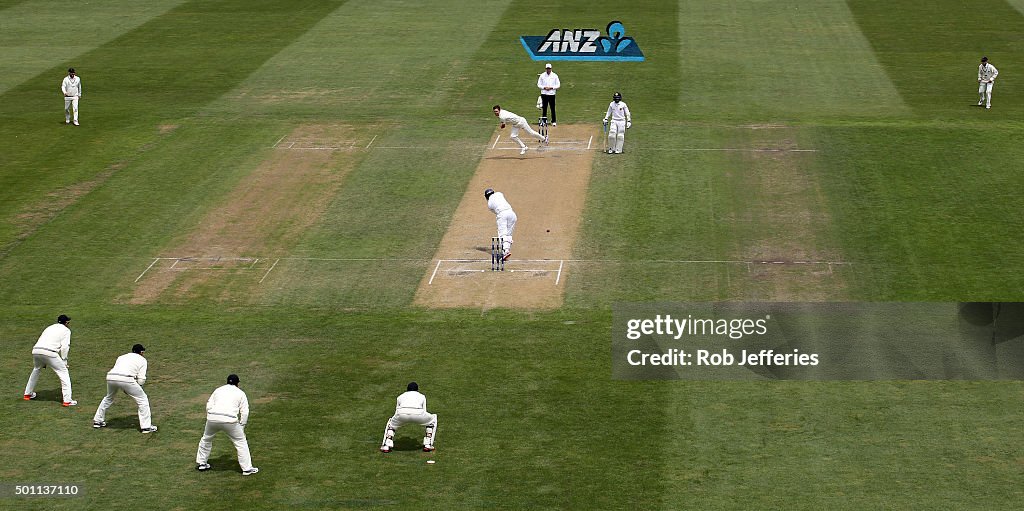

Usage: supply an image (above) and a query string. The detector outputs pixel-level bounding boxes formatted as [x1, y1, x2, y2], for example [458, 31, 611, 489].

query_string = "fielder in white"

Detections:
[196, 374, 259, 476]
[603, 91, 632, 154]
[484, 188, 516, 261]
[977, 56, 998, 109]
[380, 382, 437, 453]
[61, 68, 82, 125]
[23, 314, 76, 406]
[93, 344, 157, 433]
[493, 104, 548, 155]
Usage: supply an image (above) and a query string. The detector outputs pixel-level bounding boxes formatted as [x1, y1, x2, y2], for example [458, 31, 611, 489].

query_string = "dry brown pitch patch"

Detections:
[414, 124, 598, 309]
[729, 131, 847, 301]
[129, 124, 361, 303]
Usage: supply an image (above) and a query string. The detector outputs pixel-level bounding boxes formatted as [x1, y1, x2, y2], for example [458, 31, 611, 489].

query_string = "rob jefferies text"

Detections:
[612, 302, 1024, 381]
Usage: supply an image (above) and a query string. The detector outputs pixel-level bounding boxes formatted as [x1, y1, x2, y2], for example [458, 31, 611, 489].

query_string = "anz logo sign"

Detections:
[520, 21, 645, 62]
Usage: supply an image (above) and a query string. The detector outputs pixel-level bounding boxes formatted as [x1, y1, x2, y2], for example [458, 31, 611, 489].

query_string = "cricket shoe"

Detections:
[552, 122, 557, 126]
[141, 426, 158, 433]
[73, 121, 79, 126]
[196, 463, 211, 471]
[23, 392, 36, 400]
[93, 421, 107, 428]
[242, 467, 260, 476]
[986, 106, 991, 109]
[520, 147, 528, 155]
[65, 120, 71, 125]
[63, 400, 78, 407]
[607, 149, 614, 154]
[543, 134, 549, 145]
[423, 446, 435, 452]
[502, 252, 512, 262]
[380, 446, 392, 453]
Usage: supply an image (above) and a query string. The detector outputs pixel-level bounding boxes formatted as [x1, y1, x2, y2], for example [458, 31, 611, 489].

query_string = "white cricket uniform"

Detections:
[498, 108, 545, 149]
[93, 353, 153, 429]
[603, 100, 632, 154]
[488, 191, 517, 255]
[24, 323, 73, 402]
[381, 390, 438, 450]
[61, 75, 82, 123]
[196, 384, 255, 471]
[978, 63, 998, 108]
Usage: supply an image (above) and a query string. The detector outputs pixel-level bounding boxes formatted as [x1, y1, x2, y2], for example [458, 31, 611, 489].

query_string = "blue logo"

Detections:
[520, 20, 645, 62]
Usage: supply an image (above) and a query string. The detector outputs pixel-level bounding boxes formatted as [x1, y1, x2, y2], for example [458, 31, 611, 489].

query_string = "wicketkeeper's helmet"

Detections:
[484, 188, 495, 199]
[613, 92, 622, 102]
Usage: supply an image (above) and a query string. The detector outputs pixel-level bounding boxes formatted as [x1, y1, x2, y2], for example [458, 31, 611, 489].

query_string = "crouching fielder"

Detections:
[494, 104, 548, 155]
[92, 344, 156, 433]
[603, 92, 631, 154]
[196, 374, 259, 475]
[484, 188, 516, 260]
[381, 382, 438, 453]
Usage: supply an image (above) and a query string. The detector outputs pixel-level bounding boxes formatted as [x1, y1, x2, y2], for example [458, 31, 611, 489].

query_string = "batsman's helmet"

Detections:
[408, 382, 419, 391]
[227, 374, 240, 385]
[484, 188, 495, 199]
[613, 92, 622, 102]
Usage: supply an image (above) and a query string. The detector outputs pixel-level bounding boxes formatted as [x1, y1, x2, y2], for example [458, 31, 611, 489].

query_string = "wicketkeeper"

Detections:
[603, 92, 632, 154]
[380, 382, 438, 453]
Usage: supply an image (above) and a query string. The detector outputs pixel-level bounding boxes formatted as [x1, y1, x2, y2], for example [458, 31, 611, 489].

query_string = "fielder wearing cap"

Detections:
[61, 68, 82, 125]
[484, 188, 517, 261]
[24, 314, 76, 406]
[537, 63, 560, 126]
[195, 374, 259, 475]
[977, 56, 998, 109]
[493, 104, 548, 155]
[380, 382, 439, 453]
[93, 344, 157, 432]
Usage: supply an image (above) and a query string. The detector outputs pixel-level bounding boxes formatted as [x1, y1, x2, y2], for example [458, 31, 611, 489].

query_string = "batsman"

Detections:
[602, 92, 632, 154]
[484, 188, 516, 262]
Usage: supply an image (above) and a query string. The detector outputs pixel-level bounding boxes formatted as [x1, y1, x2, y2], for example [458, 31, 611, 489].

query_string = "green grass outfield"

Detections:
[1, 0, 1023, 509]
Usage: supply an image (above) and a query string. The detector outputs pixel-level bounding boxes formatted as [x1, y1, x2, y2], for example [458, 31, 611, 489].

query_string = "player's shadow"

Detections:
[102, 415, 144, 430]
[391, 436, 424, 452]
[24, 389, 62, 402]
[474, 246, 491, 254]
[200, 454, 244, 473]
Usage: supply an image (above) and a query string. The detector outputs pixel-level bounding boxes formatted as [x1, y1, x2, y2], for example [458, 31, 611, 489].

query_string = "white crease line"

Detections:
[134, 258, 160, 283]
[259, 258, 280, 284]
[365, 134, 378, 149]
[271, 134, 286, 148]
[250, 258, 260, 269]
[428, 260, 442, 285]
[645, 148, 818, 152]
[555, 259, 564, 285]
[492, 133, 501, 149]
[587, 135, 593, 150]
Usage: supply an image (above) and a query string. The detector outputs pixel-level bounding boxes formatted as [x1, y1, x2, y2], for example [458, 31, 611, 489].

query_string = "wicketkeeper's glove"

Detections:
[626, 121, 631, 129]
